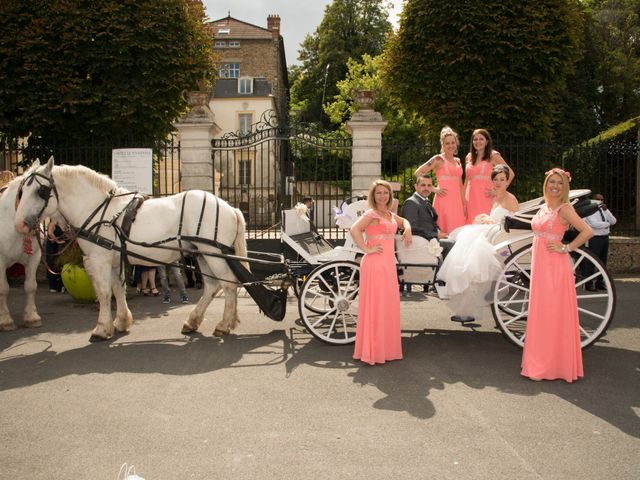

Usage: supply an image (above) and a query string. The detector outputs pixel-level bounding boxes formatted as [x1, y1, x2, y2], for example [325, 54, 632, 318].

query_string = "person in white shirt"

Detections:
[583, 193, 617, 291]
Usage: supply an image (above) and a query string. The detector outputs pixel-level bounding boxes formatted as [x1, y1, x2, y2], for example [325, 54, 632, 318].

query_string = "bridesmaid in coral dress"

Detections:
[414, 126, 466, 234]
[521, 168, 593, 382]
[350, 180, 412, 365]
[464, 129, 514, 224]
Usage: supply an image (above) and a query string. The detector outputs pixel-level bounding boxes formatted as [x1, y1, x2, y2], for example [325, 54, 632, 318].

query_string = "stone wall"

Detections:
[608, 236, 640, 273]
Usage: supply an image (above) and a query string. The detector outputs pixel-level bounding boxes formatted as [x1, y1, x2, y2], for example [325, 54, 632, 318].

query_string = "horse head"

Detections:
[15, 156, 58, 235]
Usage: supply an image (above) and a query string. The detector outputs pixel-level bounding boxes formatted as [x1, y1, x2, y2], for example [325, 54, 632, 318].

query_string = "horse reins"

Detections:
[18, 169, 286, 287]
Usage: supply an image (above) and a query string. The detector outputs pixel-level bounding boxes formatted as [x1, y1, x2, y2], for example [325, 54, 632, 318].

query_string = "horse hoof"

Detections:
[0, 323, 17, 332]
[213, 328, 230, 337]
[23, 319, 42, 329]
[181, 323, 198, 334]
[89, 334, 109, 343]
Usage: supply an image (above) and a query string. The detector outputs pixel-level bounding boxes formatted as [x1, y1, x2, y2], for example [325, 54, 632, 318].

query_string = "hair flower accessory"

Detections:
[545, 167, 571, 182]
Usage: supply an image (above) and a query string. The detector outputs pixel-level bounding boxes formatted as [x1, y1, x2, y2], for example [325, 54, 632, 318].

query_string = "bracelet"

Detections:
[561, 245, 567, 254]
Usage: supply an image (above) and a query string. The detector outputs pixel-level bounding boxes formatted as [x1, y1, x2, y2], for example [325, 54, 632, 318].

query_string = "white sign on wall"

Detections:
[111, 148, 153, 194]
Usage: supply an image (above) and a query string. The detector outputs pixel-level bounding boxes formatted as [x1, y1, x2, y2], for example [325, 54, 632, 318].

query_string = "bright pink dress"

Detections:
[353, 210, 402, 365]
[521, 204, 583, 382]
[433, 158, 466, 234]
[465, 158, 494, 224]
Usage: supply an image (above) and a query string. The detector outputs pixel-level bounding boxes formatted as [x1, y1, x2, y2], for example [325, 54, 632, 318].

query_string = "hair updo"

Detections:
[491, 164, 510, 181]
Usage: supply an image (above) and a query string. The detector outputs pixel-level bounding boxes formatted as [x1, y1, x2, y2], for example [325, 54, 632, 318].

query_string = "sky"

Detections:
[202, 1, 403, 66]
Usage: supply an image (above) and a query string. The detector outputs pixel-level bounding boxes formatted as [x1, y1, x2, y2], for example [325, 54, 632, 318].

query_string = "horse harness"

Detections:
[17, 170, 241, 284]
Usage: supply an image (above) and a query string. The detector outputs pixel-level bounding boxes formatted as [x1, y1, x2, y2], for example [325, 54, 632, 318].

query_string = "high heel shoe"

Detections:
[151, 288, 160, 296]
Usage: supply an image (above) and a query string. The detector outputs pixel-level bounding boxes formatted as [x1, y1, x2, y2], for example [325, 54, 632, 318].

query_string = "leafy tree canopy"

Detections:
[382, 0, 583, 140]
[324, 53, 425, 143]
[0, 0, 215, 144]
[290, 0, 392, 127]
[587, 0, 640, 127]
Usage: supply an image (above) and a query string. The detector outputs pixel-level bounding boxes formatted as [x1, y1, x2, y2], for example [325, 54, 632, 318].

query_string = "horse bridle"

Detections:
[16, 171, 59, 221]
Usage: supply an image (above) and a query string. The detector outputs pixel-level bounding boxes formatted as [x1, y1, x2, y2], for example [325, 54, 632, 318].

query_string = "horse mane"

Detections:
[53, 164, 130, 195]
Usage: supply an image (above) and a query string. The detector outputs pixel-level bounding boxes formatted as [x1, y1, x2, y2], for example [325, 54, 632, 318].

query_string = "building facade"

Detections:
[207, 14, 289, 226]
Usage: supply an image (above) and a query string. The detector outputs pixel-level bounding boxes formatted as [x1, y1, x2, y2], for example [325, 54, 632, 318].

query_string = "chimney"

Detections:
[267, 14, 280, 39]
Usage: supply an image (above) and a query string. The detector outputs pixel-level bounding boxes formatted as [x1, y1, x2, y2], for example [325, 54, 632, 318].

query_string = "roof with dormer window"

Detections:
[208, 16, 274, 40]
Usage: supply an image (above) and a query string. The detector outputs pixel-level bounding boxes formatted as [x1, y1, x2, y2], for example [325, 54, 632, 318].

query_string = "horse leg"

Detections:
[111, 267, 132, 333]
[22, 252, 42, 328]
[0, 260, 16, 331]
[83, 256, 115, 342]
[181, 278, 221, 334]
[213, 281, 240, 337]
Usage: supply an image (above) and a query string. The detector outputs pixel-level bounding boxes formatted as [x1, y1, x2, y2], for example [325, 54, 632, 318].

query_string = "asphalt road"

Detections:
[1, 276, 638, 479]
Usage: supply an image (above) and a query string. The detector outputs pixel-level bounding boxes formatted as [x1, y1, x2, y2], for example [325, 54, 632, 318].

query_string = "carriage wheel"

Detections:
[492, 245, 616, 349]
[298, 261, 360, 344]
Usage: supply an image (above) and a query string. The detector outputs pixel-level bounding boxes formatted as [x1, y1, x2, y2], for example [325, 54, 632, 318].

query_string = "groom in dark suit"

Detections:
[401, 175, 445, 242]
[403, 175, 470, 322]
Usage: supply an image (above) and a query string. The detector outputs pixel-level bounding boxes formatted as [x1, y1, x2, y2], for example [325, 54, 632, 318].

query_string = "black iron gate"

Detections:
[211, 110, 352, 238]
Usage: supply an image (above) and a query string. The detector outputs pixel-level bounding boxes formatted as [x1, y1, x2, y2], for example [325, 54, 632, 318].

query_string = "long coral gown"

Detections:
[521, 204, 583, 382]
[353, 210, 402, 365]
[433, 157, 466, 234]
[465, 158, 494, 224]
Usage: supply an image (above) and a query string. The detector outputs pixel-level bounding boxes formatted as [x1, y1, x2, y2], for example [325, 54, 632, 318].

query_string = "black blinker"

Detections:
[37, 184, 52, 200]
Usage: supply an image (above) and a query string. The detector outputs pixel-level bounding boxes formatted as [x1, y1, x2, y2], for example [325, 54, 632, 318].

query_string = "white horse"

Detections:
[0, 168, 42, 330]
[14, 158, 247, 342]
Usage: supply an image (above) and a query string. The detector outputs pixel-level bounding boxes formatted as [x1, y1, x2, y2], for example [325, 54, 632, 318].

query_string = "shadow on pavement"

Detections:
[285, 327, 640, 437]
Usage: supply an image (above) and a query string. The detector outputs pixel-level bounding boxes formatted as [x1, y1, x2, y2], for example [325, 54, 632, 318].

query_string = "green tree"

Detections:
[290, 0, 392, 127]
[0, 0, 215, 144]
[324, 53, 425, 143]
[382, 0, 583, 140]
[554, 6, 604, 141]
[587, 0, 640, 128]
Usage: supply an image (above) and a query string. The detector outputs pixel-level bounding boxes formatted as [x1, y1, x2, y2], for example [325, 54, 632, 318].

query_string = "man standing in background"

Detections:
[584, 193, 617, 291]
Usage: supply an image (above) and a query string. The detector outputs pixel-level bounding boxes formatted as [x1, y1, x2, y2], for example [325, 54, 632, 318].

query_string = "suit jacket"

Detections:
[402, 193, 440, 240]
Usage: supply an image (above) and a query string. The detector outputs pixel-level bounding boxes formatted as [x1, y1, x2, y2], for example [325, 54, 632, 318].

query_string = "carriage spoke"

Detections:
[577, 306, 606, 321]
[503, 281, 529, 294]
[575, 272, 601, 288]
[511, 263, 532, 280]
[501, 311, 527, 327]
[576, 292, 608, 299]
[340, 268, 358, 297]
[311, 308, 337, 329]
[318, 274, 337, 297]
[572, 255, 585, 272]
[497, 298, 529, 305]
[324, 309, 340, 338]
[345, 286, 360, 301]
[579, 324, 591, 338]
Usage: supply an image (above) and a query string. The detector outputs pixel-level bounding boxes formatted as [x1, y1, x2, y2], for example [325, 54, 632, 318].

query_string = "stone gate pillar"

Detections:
[173, 91, 216, 192]
[345, 90, 387, 197]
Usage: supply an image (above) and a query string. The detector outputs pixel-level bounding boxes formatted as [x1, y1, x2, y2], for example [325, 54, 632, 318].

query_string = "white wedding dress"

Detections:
[437, 205, 514, 317]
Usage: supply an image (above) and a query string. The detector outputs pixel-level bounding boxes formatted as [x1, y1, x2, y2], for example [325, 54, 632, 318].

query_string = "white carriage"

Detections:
[283, 191, 616, 348]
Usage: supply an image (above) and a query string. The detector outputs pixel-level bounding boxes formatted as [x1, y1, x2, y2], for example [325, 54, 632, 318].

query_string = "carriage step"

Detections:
[451, 315, 476, 323]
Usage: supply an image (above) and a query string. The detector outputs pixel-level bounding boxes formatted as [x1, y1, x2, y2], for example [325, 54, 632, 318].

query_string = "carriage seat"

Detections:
[281, 208, 334, 259]
[395, 235, 440, 284]
[334, 199, 369, 230]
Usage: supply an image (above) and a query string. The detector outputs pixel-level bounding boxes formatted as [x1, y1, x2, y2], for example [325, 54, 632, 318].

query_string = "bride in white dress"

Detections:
[438, 165, 519, 319]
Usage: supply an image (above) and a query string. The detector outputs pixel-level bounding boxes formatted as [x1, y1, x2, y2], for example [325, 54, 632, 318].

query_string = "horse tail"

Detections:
[233, 208, 250, 272]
